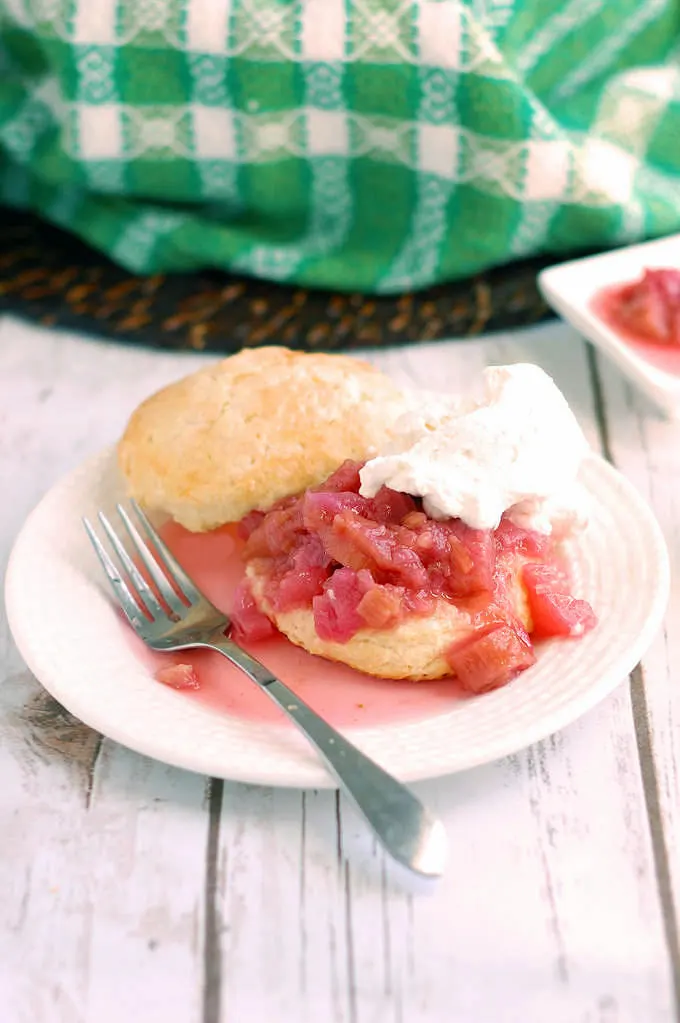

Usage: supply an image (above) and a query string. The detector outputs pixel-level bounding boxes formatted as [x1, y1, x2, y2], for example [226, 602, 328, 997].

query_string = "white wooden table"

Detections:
[1, 314, 679, 1023]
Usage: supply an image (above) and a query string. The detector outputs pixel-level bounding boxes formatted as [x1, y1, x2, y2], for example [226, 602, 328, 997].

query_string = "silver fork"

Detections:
[83, 500, 447, 878]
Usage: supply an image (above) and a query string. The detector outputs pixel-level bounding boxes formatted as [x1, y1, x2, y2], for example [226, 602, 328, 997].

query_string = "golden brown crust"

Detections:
[117, 346, 411, 531]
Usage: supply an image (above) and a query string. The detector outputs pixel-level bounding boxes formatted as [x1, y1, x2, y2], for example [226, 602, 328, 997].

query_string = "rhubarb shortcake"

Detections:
[118, 351, 597, 694]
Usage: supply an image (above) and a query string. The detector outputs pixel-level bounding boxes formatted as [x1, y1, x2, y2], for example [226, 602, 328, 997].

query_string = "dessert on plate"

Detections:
[119, 348, 597, 695]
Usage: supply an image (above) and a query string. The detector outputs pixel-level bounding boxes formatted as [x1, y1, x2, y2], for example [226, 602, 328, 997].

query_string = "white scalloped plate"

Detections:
[5, 448, 669, 788]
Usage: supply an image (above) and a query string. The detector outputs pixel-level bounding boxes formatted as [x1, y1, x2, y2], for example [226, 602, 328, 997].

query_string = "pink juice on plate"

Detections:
[129, 522, 467, 730]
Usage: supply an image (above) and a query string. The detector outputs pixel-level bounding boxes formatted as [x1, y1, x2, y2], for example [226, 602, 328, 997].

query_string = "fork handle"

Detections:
[207, 636, 446, 877]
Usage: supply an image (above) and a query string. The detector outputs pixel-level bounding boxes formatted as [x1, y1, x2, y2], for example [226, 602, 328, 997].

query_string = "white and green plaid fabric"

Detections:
[1, 0, 679, 292]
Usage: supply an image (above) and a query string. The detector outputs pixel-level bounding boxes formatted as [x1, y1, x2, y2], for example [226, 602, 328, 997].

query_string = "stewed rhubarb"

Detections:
[594, 268, 680, 347]
[232, 461, 597, 693]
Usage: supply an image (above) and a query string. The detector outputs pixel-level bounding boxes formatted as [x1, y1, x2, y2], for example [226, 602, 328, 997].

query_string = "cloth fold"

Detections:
[1, 0, 679, 294]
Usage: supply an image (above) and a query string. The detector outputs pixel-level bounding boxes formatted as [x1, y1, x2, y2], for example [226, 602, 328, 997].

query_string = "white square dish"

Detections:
[538, 234, 680, 417]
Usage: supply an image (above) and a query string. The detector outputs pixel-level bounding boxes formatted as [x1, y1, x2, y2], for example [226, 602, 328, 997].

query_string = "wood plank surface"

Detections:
[0, 316, 677, 1023]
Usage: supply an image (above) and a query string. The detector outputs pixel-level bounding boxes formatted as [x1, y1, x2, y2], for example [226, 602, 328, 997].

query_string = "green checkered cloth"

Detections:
[1, 1, 679, 293]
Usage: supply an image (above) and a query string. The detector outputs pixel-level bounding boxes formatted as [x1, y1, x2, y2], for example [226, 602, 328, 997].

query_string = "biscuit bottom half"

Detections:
[246, 562, 533, 684]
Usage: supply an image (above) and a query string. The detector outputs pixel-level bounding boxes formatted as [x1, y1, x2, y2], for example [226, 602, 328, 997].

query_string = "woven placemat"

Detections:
[0, 207, 558, 353]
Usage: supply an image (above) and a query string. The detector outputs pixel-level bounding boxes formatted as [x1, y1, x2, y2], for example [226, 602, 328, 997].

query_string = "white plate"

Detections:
[539, 234, 680, 416]
[5, 448, 669, 789]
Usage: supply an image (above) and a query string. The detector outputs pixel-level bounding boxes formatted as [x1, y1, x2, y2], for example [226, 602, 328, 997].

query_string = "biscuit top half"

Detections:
[118, 346, 412, 532]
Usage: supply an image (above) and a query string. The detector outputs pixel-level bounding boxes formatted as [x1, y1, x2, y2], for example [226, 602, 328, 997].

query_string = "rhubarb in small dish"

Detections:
[592, 267, 680, 375]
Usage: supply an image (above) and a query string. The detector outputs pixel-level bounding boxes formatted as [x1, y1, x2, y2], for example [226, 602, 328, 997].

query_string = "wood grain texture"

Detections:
[0, 322, 209, 1023]
[590, 345, 680, 1003]
[0, 316, 677, 1022]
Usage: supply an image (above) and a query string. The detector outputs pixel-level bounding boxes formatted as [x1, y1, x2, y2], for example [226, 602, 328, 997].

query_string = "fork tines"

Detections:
[83, 500, 199, 626]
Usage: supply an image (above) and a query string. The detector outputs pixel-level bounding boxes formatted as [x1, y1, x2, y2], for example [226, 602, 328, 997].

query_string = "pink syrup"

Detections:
[127, 522, 467, 731]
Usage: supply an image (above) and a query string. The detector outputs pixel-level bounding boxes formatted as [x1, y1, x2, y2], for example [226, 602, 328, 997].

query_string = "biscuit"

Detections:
[118, 346, 411, 531]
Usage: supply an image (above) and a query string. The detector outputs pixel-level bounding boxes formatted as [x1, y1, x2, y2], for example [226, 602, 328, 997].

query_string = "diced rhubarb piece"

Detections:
[269, 563, 329, 612]
[619, 282, 669, 341]
[532, 592, 597, 638]
[292, 533, 331, 570]
[651, 268, 680, 300]
[357, 584, 405, 629]
[262, 501, 304, 554]
[413, 519, 493, 598]
[446, 532, 475, 574]
[302, 490, 371, 531]
[237, 509, 266, 540]
[446, 623, 536, 694]
[155, 663, 200, 690]
[402, 588, 437, 615]
[242, 495, 305, 558]
[230, 581, 276, 641]
[327, 511, 430, 589]
[523, 563, 597, 638]
[312, 568, 374, 643]
[389, 545, 430, 590]
[402, 510, 428, 529]
[601, 269, 680, 346]
[492, 553, 525, 616]
[368, 486, 418, 524]
[620, 270, 680, 343]
[317, 511, 381, 572]
[495, 517, 551, 558]
[334, 512, 394, 562]
[241, 526, 270, 559]
[324, 534, 372, 572]
[444, 520, 495, 594]
[318, 459, 363, 493]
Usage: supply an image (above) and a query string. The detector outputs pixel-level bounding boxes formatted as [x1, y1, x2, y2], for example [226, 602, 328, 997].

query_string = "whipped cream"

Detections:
[359, 364, 590, 534]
